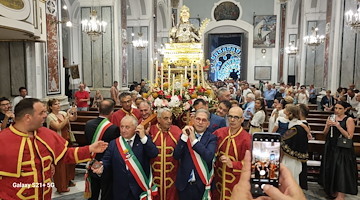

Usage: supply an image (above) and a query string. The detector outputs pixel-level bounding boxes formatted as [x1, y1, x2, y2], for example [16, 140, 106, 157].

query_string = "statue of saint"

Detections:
[169, 5, 200, 43]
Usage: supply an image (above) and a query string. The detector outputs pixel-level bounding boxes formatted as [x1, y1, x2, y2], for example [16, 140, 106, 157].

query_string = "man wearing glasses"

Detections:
[212, 106, 252, 200]
[111, 92, 141, 127]
[173, 109, 217, 200]
[0, 97, 14, 130]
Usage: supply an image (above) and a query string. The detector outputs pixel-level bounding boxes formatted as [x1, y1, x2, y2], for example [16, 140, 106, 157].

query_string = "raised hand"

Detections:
[89, 141, 108, 153]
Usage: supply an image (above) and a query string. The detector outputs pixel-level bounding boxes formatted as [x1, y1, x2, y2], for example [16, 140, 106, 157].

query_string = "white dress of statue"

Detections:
[169, 5, 200, 43]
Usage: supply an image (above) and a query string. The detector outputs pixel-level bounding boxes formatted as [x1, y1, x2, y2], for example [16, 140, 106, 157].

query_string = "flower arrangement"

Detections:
[142, 80, 217, 117]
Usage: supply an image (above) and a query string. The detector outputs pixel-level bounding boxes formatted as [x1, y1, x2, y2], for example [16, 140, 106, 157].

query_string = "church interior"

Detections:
[0, 0, 360, 199]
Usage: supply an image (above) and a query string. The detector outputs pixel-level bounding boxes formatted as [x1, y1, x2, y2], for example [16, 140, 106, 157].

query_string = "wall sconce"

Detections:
[261, 49, 266, 58]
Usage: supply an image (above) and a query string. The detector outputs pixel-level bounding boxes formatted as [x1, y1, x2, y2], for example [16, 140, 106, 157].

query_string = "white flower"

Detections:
[154, 98, 163, 107]
[168, 96, 181, 107]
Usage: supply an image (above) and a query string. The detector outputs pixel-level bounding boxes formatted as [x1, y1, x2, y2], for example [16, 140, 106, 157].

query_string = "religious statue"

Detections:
[169, 5, 209, 43]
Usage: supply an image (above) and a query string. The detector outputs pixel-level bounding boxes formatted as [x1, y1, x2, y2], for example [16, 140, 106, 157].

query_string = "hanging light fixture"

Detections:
[132, 32, 148, 50]
[285, 41, 298, 55]
[345, 6, 360, 32]
[303, 27, 325, 49]
[81, 10, 107, 41]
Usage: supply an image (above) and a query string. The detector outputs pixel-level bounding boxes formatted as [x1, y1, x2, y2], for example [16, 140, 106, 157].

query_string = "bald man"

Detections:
[212, 107, 252, 200]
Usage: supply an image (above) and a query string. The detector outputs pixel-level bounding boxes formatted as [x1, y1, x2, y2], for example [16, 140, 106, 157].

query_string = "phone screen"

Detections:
[251, 133, 281, 197]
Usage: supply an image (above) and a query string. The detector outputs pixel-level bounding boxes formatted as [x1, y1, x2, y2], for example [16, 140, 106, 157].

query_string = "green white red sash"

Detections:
[84, 118, 112, 199]
[91, 118, 112, 156]
[116, 136, 158, 200]
[186, 137, 215, 200]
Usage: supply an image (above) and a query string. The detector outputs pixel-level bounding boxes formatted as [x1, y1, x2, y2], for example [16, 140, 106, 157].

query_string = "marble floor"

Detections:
[52, 169, 360, 200]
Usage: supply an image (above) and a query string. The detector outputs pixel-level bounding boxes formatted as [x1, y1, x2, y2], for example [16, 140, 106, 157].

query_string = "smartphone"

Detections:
[251, 133, 281, 197]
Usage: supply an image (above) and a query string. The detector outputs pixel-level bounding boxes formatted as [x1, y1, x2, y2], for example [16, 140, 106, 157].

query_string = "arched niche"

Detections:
[202, 0, 255, 82]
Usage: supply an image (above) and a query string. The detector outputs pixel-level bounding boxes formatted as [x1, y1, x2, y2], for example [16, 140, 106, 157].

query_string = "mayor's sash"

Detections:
[84, 118, 112, 198]
[186, 137, 215, 200]
[116, 136, 158, 200]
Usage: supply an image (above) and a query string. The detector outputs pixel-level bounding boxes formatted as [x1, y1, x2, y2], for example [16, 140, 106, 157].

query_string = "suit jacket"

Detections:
[208, 113, 226, 134]
[173, 130, 218, 192]
[102, 135, 158, 200]
[84, 117, 120, 161]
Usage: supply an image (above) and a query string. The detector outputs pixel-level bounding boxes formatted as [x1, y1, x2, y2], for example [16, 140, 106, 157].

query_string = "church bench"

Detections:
[75, 115, 97, 123]
[77, 111, 99, 116]
[70, 121, 86, 131]
[72, 131, 87, 147]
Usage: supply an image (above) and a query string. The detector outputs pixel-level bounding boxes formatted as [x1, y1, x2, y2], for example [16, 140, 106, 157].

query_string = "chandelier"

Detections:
[303, 27, 325, 48]
[285, 41, 298, 55]
[345, 7, 360, 32]
[132, 32, 148, 50]
[81, 10, 107, 41]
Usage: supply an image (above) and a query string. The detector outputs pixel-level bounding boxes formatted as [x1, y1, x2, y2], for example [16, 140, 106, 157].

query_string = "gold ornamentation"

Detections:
[0, 0, 24, 10]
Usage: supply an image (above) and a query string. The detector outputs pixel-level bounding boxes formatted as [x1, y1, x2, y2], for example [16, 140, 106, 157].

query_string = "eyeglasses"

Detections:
[228, 115, 242, 120]
[0, 103, 10, 106]
[195, 117, 208, 123]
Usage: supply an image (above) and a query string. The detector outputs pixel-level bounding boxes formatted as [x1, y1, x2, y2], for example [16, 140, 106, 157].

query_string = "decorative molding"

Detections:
[211, 0, 242, 21]
[46, 0, 57, 16]
[0, 0, 31, 20]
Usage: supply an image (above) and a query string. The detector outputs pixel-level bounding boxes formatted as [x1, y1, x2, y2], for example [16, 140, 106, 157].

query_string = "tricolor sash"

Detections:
[116, 137, 158, 200]
[91, 118, 112, 156]
[186, 138, 215, 200]
[84, 118, 113, 198]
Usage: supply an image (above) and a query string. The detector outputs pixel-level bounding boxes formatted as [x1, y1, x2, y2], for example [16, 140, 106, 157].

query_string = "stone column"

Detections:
[45, 0, 61, 95]
[120, 0, 128, 90]
[323, 0, 332, 89]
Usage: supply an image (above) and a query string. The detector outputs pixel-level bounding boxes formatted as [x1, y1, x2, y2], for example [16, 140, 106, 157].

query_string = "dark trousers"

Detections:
[178, 183, 205, 200]
[88, 171, 112, 200]
[266, 100, 274, 108]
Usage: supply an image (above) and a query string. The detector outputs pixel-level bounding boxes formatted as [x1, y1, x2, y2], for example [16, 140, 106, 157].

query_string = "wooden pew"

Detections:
[77, 111, 99, 116]
[76, 115, 97, 123]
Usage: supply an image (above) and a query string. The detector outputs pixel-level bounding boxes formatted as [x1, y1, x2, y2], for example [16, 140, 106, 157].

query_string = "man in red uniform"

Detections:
[149, 108, 182, 200]
[212, 106, 251, 200]
[74, 83, 90, 111]
[0, 98, 108, 200]
[111, 92, 141, 127]
[138, 101, 157, 128]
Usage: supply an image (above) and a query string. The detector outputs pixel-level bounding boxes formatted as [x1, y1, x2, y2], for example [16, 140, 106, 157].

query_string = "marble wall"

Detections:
[339, 0, 360, 88]
[304, 20, 326, 87]
[81, 6, 113, 89]
[126, 26, 149, 84]
[0, 42, 27, 97]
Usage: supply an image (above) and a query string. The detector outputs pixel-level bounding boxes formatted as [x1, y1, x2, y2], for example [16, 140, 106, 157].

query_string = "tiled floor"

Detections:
[52, 170, 360, 200]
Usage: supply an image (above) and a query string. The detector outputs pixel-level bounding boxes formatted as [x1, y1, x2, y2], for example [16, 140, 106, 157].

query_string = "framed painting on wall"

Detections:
[253, 15, 277, 48]
[254, 66, 271, 80]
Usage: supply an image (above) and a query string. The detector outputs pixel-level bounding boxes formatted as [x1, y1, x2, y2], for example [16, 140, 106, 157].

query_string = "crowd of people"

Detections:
[0, 80, 358, 200]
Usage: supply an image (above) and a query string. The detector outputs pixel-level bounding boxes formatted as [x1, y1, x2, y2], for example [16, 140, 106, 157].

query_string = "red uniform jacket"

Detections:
[212, 127, 252, 200]
[0, 125, 92, 200]
[149, 124, 181, 200]
[111, 108, 141, 127]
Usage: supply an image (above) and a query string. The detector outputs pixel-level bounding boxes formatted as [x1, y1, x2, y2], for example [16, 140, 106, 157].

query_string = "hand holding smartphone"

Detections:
[251, 133, 281, 197]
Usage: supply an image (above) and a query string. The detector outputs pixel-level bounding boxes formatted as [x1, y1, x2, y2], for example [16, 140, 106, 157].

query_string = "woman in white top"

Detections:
[46, 99, 78, 193]
[249, 98, 267, 134]
[296, 85, 309, 104]
[268, 99, 281, 133]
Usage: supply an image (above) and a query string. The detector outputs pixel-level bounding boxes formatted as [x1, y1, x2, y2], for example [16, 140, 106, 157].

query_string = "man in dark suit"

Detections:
[193, 98, 227, 133]
[93, 115, 158, 200]
[84, 99, 120, 200]
[173, 109, 218, 200]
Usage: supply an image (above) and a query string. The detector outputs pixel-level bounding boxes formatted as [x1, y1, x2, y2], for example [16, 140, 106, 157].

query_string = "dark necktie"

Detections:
[127, 140, 132, 147]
